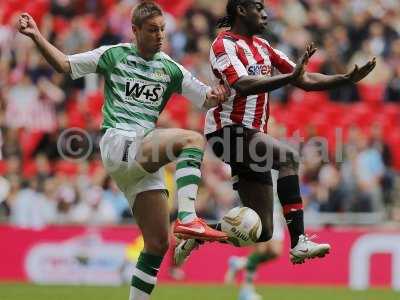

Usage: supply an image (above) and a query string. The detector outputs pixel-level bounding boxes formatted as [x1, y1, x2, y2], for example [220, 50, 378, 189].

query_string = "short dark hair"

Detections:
[131, 1, 163, 27]
[217, 0, 252, 28]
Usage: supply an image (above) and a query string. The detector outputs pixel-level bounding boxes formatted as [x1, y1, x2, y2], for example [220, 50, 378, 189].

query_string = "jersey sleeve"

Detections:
[171, 62, 209, 109]
[268, 47, 296, 74]
[210, 38, 248, 86]
[67, 45, 115, 79]
[168, 59, 211, 108]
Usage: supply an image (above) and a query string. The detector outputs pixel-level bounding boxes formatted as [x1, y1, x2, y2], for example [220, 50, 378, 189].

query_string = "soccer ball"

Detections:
[221, 207, 262, 247]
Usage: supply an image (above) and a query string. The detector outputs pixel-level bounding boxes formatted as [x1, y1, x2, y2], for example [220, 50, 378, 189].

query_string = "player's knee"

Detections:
[145, 237, 170, 256]
[257, 226, 273, 243]
[268, 247, 282, 259]
[182, 131, 205, 148]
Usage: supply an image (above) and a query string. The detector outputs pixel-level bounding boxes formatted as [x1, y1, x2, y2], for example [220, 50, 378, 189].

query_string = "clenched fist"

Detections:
[17, 13, 40, 39]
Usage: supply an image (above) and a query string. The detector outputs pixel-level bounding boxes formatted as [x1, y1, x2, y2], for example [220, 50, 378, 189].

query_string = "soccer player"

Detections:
[17, 2, 230, 299]
[175, 0, 376, 267]
[224, 170, 285, 300]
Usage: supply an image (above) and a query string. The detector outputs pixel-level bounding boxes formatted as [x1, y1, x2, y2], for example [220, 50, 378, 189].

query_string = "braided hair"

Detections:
[216, 0, 249, 28]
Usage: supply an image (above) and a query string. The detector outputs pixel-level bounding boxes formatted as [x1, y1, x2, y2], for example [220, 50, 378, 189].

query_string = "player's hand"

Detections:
[344, 57, 377, 83]
[17, 13, 40, 39]
[292, 43, 317, 80]
[205, 84, 231, 107]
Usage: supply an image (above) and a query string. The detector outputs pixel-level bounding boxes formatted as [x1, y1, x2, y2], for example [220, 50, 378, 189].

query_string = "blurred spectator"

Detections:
[320, 34, 359, 102]
[102, 176, 131, 221]
[385, 65, 400, 102]
[0, 176, 11, 220]
[317, 164, 346, 212]
[10, 178, 56, 229]
[96, 22, 122, 47]
[70, 185, 118, 225]
[370, 123, 396, 205]
[50, 0, 76, 19]
[354, 133, 385, 212]
[54, 181, 78, 223]
[61, 16, 93, 54]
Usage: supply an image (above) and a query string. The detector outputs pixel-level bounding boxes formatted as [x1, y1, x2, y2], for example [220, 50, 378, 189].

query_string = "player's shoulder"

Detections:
[92, 43, 133, 62]
[210, 31, 239, 56]
[98, 42, 132, 54]
[254, 36, 271, 48]
[157, 51, 174, 62]
[154, 52, 186, 79]
[212, 31, 238, 47]
[156, 52, 183, 69]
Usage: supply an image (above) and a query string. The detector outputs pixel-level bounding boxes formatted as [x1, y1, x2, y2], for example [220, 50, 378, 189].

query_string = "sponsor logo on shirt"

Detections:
[124, 78, 166, 106]
[247, 64, 272, 76]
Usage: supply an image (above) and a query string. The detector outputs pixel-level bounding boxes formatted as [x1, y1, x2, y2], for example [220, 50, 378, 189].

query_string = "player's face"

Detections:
[133, 15, 166, 55]
[240, 0, 268, 35]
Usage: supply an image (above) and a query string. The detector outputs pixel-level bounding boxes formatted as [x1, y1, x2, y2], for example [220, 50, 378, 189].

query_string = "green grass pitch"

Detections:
[0, 283, 398, 300]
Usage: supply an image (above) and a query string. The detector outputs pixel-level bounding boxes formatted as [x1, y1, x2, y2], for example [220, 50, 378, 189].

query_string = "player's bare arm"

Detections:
[17, 13, 70, 73]
[233, 46, 313, 97]
[294, 43, 376, 91]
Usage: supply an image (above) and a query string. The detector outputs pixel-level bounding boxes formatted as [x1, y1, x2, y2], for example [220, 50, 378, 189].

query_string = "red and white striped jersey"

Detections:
[204, 31, 295, 134]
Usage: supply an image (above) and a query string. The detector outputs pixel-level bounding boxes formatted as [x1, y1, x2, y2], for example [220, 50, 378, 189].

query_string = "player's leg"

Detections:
[136, 128, 203, 222]
[238, 240, 283, 300]
[242, 211, 285, 288]
[244, 131, 303, 248]
[245, 239, 283, 282]
[248, 132, 330, 263]
[172, 127, 279, 265]
[205, 125, 275, 241]
[129, 190, 169, 300]
[173, 179, 273, 267]
[135, 128, 227, 241]
[228, 175, 276, 286]
[223, 185, 277, 284]
[226, 170, 285, 285]
[236, 176, 274, 243]
[167, 223, 185, 280]
[174, 126, 274, 248]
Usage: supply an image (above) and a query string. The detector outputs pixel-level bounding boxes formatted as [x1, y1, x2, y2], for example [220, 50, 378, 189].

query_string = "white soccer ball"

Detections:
[221, 206, 262, 247]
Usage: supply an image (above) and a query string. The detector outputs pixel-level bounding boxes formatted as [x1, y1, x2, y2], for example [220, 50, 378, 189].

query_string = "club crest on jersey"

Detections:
[247, 64, 272, 76]
[216, 54, 231, 72]
[125, 78, 166, 106]
[153, 69, 171, 82]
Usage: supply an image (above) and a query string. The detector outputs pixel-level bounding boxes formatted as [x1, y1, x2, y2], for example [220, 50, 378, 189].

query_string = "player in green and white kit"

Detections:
[17, 2, 228, 299]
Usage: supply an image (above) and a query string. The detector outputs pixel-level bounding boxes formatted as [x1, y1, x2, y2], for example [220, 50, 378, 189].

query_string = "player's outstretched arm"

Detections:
[17, 13, 70, 74]
[233, 46, 313, 97]
[294, 44, 376, 91]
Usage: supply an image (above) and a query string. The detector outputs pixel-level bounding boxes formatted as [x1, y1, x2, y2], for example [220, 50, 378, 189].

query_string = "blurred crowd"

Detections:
[0, 0, 400, 228]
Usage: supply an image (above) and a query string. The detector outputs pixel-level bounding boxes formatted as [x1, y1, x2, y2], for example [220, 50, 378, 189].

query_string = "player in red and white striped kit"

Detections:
[207, 0, 375, 258]
[174, 0, 376, 281]
[205, 27, 295, 134]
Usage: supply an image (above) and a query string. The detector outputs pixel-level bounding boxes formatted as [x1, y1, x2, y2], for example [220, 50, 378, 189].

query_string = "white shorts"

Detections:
[99, 128, 166, 207]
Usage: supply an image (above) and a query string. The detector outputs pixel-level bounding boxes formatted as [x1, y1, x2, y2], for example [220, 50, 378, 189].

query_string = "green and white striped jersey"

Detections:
[68, 43, 209, 133]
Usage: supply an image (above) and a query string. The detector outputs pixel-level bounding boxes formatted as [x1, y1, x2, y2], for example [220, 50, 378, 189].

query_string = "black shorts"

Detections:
[206, 125, 272, 189]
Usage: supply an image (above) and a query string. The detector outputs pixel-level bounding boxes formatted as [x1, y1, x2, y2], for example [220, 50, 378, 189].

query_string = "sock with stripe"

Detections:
[245, 252, 274, 284]
[277, 175, 304, 248]
[130, 252, 163, 300]
[175, 147, 203, 224]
